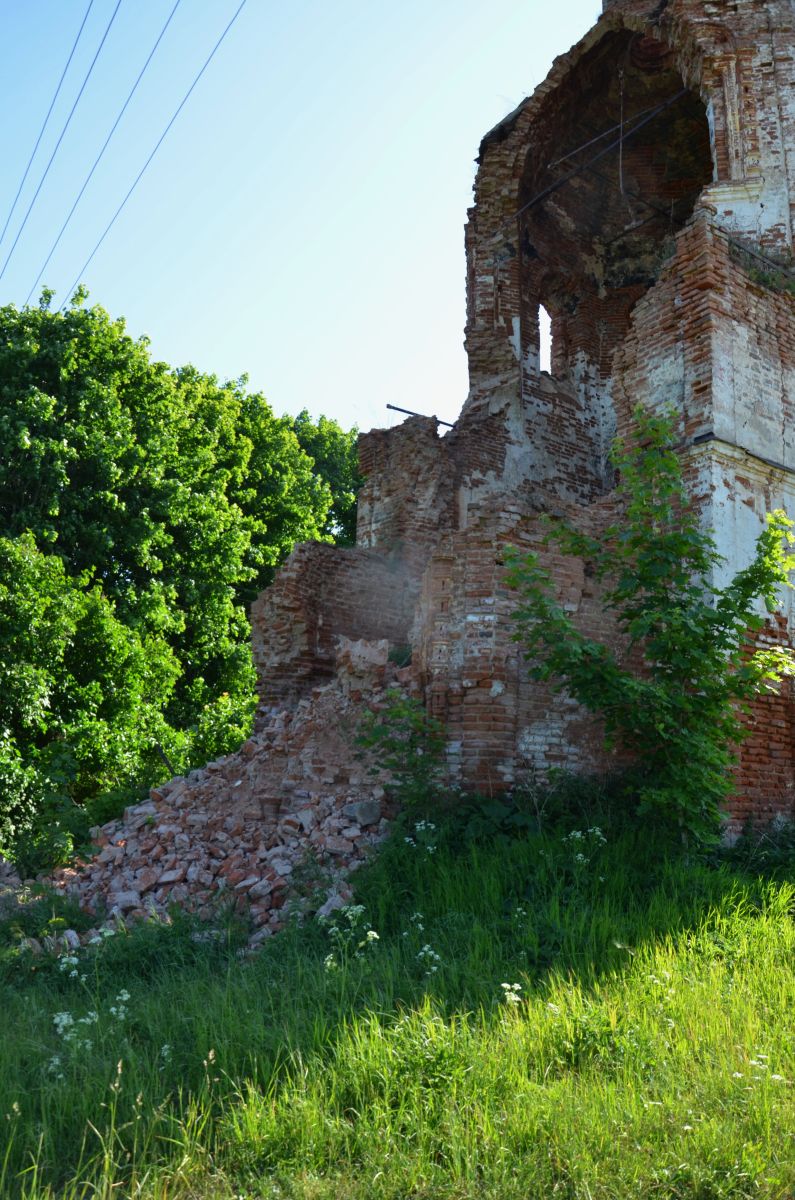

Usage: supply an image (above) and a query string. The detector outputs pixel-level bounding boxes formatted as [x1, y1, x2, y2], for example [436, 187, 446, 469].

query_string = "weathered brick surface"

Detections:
[251, 544, 415, 713]
[35, 0, 795, 930]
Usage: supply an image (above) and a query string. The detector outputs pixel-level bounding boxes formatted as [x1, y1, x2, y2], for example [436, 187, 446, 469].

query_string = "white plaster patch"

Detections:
[690, 441, 795, 626]
[510, 315, 522, 362]
[517, 729, 535, 760]
[643, 346, 686, 418]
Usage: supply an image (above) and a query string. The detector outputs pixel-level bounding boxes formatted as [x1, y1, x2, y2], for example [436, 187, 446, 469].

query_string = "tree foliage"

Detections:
[0, 295, 355, 859]
[506, 406, 795, 841]
[0, 533, 180, 858]
[289, 409, 362, 544]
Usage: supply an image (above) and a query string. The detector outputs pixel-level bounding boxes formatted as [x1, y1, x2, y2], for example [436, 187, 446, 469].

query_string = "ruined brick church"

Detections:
[49, 0, 795, 925]
[251, 0, 795, 827]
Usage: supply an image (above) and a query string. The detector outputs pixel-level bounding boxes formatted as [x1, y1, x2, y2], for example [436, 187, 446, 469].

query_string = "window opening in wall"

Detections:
[518, 31, 713, 379]
[539, 305, 552, 374]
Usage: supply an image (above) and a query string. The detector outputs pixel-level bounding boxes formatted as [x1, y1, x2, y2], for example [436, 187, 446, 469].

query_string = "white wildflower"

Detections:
[416, 944, 442, 976]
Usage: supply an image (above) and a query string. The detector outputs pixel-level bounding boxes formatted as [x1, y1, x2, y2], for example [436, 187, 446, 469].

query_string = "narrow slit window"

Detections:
[539, 305, 552, 374]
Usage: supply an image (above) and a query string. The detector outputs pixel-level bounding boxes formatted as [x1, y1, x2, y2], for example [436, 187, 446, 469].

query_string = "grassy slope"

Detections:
[1, 805, 795, 1199]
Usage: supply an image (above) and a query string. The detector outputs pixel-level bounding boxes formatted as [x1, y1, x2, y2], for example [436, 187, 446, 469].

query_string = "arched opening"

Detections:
[515, 29, 714, 499]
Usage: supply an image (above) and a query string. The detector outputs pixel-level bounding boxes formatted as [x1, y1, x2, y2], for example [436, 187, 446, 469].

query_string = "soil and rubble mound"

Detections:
[14, 639, 406, 952]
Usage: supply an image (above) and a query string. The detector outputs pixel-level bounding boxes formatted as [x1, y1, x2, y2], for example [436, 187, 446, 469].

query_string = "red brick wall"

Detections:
[250, 544, 415, 716]
[735, 617, 795, 829]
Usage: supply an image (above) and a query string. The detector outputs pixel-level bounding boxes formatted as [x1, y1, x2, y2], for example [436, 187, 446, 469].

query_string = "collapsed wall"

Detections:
[44, 0, 795, 929]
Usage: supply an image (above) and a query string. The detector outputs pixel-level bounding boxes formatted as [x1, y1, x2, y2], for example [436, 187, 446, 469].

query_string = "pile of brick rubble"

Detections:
[49, 782, 390, 950]
[3, 640, 410, 954]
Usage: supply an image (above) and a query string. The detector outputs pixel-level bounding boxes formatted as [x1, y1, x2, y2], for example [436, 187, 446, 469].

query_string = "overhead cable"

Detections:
[0, 0, 95, 253]
[59, 0, 247, 311]
[25, 0, 183, 306]
[0, 0, 124, 285]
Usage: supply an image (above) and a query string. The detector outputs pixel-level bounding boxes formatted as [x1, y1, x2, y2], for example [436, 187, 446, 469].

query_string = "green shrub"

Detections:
[507, 406, 795, 841]
[357, 688, 447, 807]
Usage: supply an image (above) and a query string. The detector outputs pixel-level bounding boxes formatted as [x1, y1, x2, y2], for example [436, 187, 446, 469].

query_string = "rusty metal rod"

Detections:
[386, 403, 454, 428]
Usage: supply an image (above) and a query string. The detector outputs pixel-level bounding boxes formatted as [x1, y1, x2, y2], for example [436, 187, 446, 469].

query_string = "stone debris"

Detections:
[46, 783, 387, 941]
[32, 670, 400, 949]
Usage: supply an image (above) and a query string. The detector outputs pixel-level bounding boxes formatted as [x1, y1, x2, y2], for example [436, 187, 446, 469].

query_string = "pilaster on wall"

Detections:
[612, 211, 795, 452]
[463, 205, 523, 407]
[612, 210, 719, 446]
[699, 8, 795, 253]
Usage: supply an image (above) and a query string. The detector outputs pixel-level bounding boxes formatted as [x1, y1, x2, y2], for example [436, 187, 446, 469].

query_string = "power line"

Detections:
[25, 0, 183, 307]
[59, 0, 247, 311]
[0, 0, 95, 254]
[0, 0, 124, 286]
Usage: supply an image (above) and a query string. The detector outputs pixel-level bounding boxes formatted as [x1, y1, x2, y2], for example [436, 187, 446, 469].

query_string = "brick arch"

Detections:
[463, 4, 720, 415]
[513, 27, 713, 434]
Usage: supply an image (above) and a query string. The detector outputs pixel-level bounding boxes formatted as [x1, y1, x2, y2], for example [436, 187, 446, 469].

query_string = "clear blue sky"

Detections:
[0, 0, 599, 431]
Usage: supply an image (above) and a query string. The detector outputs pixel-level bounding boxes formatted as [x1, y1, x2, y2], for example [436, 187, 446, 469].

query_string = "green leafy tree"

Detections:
[506, 406, 795, 841]
[0, 296, 350, 857]
[0, 532, 180, 859]
[289, 409, 362, 544]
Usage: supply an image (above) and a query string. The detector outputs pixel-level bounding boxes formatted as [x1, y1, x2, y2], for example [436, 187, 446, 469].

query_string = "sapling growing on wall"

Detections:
[357, 689, 447, 808]
[506, 406, 795, 841]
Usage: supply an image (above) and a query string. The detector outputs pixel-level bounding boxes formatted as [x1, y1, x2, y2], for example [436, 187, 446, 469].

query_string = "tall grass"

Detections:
[2, 805, 795, 1198]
